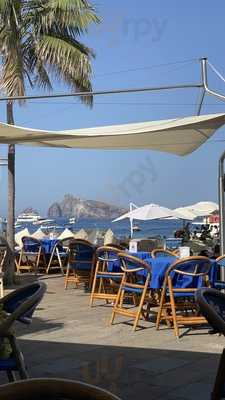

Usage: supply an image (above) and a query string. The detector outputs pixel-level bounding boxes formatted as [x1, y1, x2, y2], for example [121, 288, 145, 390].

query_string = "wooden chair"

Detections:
[105, 243, 127, 250]
[0, 245, 7, 298]
[172, 249, 180, 256]
[151, 248, 177, 258]
[0, 378, 121, 400]
[214, 255, 225, 290]
[156, 256, 211, 338]
[46, 237, 74, 274]
[89, 246, 124, 307]
[0, 282, 46, 382]
[110, 252, 153, 331]
[16, 237, 46, 274]
[65, 239, 96, 290]
[196, 288, 225, 400]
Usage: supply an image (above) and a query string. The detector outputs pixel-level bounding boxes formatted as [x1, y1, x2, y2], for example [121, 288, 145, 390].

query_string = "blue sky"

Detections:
[1, 0, 225, 216]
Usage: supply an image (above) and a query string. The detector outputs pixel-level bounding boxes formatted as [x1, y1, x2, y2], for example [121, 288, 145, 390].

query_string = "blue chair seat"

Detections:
[58, 252, 67, 257]
[0, 357, 17, 371]
[122, 286, 143, 294]
[22, 252, 40, 257]
[69, 263, 92, 271]
[214, 281, 225, 289]
[166, 290, 195, 298]
[96, 273, 122, 279]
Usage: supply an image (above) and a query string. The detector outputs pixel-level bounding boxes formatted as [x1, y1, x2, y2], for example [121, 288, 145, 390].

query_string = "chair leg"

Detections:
[156, 284, 167, 330]
[6, 370, 16, 382]
[0, 278, 3, 298]
[110, 275, 126, 326]
[73, 270, 79, 288]
[10, 336, 28, 380]
[133, 282, 149, 331]
[88, 259, 95, 290]
[64, 266, 70, 289]
[46, 251, 54, 274]
[56, 248, 64, 275]
[89, 268, 98, 307]
[168, 277, 179, 339]
[59, 257, 64, 276]
[35, 250, 41, 275]
[211, 348, 225, 400]
[119, 288, 126, 308]
[110, 288, 121, 325]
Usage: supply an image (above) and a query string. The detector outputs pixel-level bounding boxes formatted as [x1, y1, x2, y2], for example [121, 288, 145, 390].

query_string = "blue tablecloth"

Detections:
[40, 239, 59, 254]
[111, 252, 218, 290]
[130, 251, 151, 260]
[108, 251, 151, 273]
[144, 256, 177, 289]
[141, 256, 217, 289]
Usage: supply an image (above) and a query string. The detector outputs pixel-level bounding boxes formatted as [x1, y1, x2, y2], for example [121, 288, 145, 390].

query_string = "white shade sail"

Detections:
[0, 113, 225, 155]
[113, 203, 191, 222]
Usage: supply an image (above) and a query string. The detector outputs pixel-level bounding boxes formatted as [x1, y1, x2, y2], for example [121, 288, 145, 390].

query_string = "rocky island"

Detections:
[48, 194, 127, 220]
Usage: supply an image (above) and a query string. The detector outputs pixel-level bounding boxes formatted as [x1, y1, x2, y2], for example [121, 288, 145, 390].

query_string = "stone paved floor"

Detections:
[1, 274, 225, 399]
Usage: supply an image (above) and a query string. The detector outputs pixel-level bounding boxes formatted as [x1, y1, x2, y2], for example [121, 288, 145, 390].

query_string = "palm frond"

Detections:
[38, 0, 100, 35]
[0, 0, 99, 105]
[36, 32, 94, 104]
[0, 2, 26, 100]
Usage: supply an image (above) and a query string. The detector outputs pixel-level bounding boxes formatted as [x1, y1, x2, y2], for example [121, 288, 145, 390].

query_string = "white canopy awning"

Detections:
[173, 207, 198, 221]
[0, 113, 225, 155]
[113, 203, 192, 222]
[175, 201, 219, 218]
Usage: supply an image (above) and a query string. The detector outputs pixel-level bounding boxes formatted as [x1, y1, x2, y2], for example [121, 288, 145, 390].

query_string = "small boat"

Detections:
[133, 225, 141, 232]
[69, 217, 76, 224]
[16, 212, 42, 224]
[40, 224, 60, 230]
[33, 218, 54, 226]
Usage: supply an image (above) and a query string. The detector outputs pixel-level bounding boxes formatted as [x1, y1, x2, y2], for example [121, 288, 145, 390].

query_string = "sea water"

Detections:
[16, 217, 183, 240]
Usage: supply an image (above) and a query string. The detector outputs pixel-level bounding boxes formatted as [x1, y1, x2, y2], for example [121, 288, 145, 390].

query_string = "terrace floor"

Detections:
[0, 274, 224, 400]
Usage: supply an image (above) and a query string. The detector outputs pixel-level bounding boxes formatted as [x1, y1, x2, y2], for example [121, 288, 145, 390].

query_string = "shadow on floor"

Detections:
[15, 316, 64, 336]
[0, 338, 222, 400]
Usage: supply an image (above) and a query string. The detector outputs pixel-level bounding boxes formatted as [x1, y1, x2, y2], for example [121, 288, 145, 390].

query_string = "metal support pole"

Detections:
[219, 152, 225, 259]
[200, 57, 225, 260]
[0, 83, 203, 102]
[196, 58, 207, 116]
[201, 57, 225, 102]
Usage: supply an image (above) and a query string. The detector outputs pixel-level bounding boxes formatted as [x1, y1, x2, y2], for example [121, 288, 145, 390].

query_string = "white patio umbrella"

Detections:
[113, 203, 192, 237]
[175, 201, 218, 218]
[173, 207, 197, 221]
[188, 201, 218, 216]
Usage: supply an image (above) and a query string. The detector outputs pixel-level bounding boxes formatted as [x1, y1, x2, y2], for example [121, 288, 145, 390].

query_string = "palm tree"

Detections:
[0, 0, 100, 284]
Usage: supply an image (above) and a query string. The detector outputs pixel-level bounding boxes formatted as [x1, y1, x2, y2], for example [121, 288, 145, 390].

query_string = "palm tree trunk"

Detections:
[5, 101, 15, 285]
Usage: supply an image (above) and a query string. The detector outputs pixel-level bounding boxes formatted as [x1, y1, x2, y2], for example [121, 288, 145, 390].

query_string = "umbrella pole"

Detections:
[130, 218, 133, 238]
[219, 151, 225, 263]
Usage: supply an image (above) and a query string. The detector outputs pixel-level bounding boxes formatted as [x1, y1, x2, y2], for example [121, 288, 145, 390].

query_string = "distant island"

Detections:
[47, 194, 127, 220]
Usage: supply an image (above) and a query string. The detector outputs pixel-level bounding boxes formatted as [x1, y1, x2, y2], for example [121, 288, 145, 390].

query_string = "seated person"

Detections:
[200, 225, 210, 242]
[212, 244, 220, 259]
[174, 229, 184, 239]
[183, 222, 191, 242]
[211, 225, 219, 239]
[198, 249, 210, 257]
